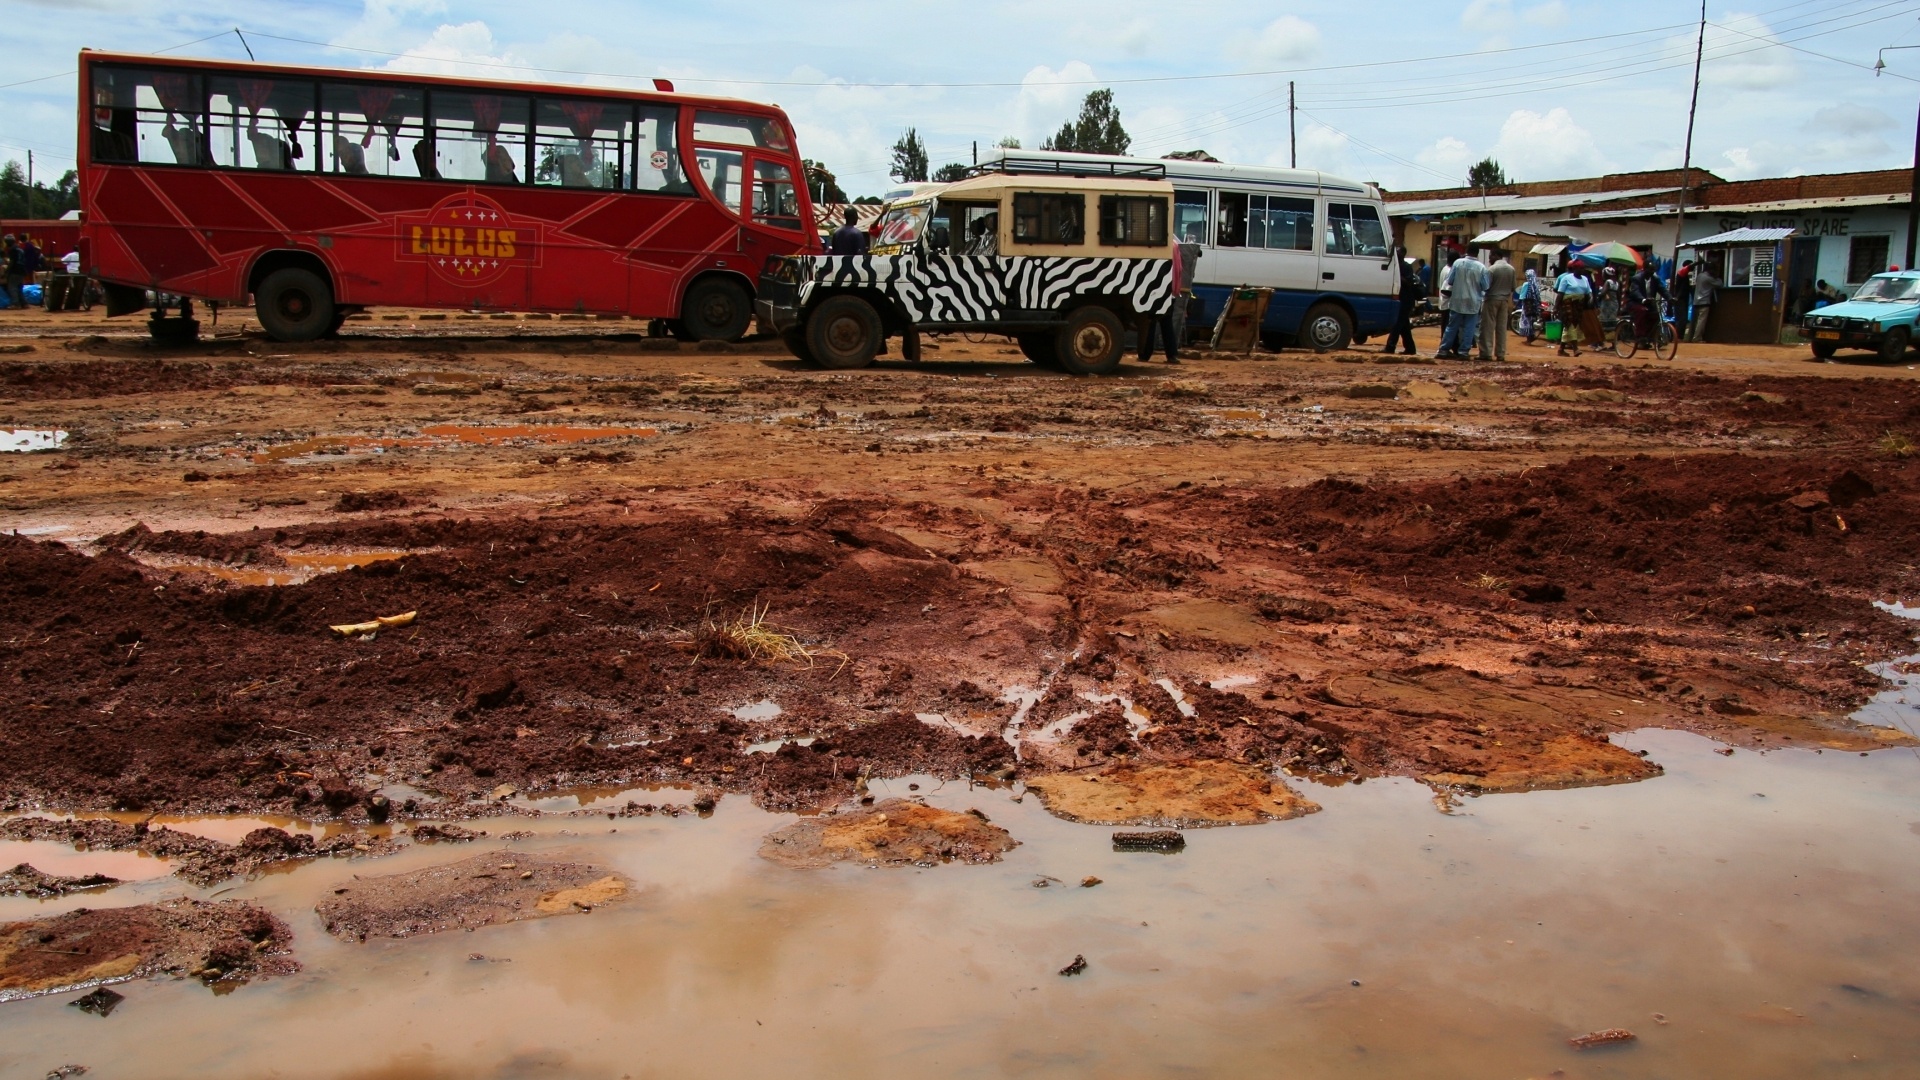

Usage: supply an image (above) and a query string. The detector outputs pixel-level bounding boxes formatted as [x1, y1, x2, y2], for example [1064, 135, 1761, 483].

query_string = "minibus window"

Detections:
[1215, 191, 1248, 248]
[1173, 190, 1209, 245]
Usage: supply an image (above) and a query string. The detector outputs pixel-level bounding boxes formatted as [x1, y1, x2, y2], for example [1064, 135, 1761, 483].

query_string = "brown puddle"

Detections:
[132, 550, 410, 587]
[0, 731, 1917, 1077]
[246, 424, 657, 464]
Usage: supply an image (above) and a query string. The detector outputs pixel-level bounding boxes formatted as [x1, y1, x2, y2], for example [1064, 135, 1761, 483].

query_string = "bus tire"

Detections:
[1054, 306, 1124, 375]
[780, 327, 816, 364]
[806, 295, 881, 369]
[1301, 303, 1352, 352]
[680, 277, 752, 341]
[1016, 333, 1058, 367]
[255, 268, 335, 342]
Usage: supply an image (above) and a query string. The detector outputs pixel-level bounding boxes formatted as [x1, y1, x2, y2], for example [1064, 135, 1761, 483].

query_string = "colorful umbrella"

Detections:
[1568, 241, 1643, 269]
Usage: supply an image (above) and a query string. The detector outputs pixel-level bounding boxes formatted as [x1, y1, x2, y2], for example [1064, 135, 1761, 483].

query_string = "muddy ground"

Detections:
[2, 312, 1917, 821]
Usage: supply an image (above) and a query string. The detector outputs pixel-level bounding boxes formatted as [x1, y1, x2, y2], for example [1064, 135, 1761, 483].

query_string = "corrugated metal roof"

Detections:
[1682, 226, 1796, 246]
[1574, 192, 1910, 223]
[1469, 228, 1522, 243]
[1530, 242, 1568, 255]
[1386, 188, 1679, 217]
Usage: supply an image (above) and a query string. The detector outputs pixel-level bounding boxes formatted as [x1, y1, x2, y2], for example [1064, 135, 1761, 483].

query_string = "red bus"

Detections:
[76, 50, 819, 342]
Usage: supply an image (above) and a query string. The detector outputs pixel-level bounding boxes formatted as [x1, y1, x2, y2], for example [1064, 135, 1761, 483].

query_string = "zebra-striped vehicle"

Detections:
[757, 169, 1179, 375]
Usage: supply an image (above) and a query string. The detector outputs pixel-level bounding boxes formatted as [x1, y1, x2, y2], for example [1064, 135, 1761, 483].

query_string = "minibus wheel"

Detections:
[681, 278, 752, 341]
[1302, 303, 1353, 352]
[806, 295, 881, 369]
[1054, 306, 1124, 375]
[255, 268, 336, 343]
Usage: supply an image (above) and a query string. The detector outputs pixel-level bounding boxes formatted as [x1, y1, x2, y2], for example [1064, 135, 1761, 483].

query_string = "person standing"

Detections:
[1436, 250, 1486, 359]
[1416, 258, 1431, 295]
[1553, 263, 1593, 357]
[1140, 240, 1199, 364]
[1671, 259, 1694, 331]
[1687, 262, 1719, 342]
[1479, 251, 1516, 361]
[1383, 248, 1421, 356]
[1516, 268, 1542, 344]
[2, 236, 25, 311]
[828, 207, 869, 256]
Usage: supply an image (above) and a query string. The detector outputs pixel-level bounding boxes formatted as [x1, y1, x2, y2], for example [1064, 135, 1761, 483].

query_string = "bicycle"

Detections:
[1609, 299, 1679, 360]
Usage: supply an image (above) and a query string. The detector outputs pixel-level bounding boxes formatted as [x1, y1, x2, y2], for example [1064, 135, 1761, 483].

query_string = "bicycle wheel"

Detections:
[1612, 327, 1637, 360]
[1654, 321, 1678, 361]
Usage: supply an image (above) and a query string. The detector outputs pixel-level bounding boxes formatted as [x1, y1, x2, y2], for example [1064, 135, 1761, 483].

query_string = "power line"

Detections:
[0, 28, 240, 91]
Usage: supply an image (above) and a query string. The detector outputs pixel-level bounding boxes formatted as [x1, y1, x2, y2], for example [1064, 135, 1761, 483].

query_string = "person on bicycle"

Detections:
[1627, 263, 1668, 350]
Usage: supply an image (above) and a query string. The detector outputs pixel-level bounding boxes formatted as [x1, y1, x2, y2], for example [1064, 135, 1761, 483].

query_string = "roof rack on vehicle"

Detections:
[966, 156, 1167, 181]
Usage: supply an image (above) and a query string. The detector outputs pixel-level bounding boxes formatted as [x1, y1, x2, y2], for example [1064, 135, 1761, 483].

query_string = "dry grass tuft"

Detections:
[1471, 573, 1512, 591]
[1878, 430, 1915, 458]
[683, 603, 845, 671]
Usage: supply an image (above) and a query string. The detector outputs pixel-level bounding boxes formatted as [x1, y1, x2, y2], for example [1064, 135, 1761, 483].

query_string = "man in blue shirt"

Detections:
[828, 208, 869, 256]
[1436, 252, 1487, 359]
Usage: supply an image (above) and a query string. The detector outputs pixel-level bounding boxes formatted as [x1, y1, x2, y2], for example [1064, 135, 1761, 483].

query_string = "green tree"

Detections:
[852, 195, 883, 205]
[889, 128, 929, 183]
[932, 162, 970, 183]
[803, 159, 847, 203]
[1039, 89, 1130, 155]
[1467, 157, 1509, 190]
[996, 136, 1021, 149]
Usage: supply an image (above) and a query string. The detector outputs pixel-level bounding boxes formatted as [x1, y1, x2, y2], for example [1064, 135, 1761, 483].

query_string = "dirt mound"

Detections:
[759, 798, 1017, 868]
[0, 863, 119, 898]
[1023, 760, 1319, 827]
[0, 898, 295, 999]
[0, 818, 395, 887]
[314, 852, 628, 941]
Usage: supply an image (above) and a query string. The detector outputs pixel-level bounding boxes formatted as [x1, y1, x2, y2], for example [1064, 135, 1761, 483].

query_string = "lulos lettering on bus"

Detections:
[411, 225, 518, 259]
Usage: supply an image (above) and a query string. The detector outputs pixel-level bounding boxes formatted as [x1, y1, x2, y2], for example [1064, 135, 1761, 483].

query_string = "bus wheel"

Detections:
[1054, 306, 1124, 375]
[806, 296, 881, 369]
[256, 268, 335, 342]
[681, 278, 752, 341]
[1016, 333, 1058, 367]
[1301, 303, 1352, 352]
[780, 327, 816, 363]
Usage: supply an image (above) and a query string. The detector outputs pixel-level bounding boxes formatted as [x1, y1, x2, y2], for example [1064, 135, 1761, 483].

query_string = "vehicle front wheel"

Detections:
[1054, 306, 1124, 375]
[255, 268, 335, 342]
[1016, 333, 1057, 367]
[1878, 327, 1909, 363]
[805, 295, 882, 369]
[680, 277, 752, 342]
[1809, 341, 1837, 360]
[1301, 302, 1353, 352]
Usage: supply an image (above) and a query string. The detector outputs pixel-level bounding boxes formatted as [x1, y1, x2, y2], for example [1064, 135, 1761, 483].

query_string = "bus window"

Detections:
[320, 84, 427, 178]
[1215, 191, 1248, 248]
[1326, 202, 1389, 258]
[1261, 195, 1315, 251]
[695, 148, 744, 215]
[632, 105, 688, 194]
[92, 67, 206, 167]
[692, 111, 792, 152]
[1173, 190, 1208, 245]
[533, 98, 621, 189]
[436, 92, 530, 185]
[753, 160, 802, 230]
[208, 76, 315, 171]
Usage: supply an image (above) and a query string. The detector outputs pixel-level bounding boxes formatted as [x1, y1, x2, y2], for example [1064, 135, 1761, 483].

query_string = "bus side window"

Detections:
[1324, 203, 1354, 256]
[533, 98, 621, 189]
[89, 67, 141, 164]
[1173, 190, 1208, 245]
[437, 93, 530, 185]
[1265, 196, 1316, 251]
[1349, 203, 1389, 257]
[753, 161, 802, 231]
[632, 105, 688, 194]
[1215, 191, 1248, 248]
[209, 77, 315, 171]
[320, 84, 427, 179]
[93, 68, 208, 167]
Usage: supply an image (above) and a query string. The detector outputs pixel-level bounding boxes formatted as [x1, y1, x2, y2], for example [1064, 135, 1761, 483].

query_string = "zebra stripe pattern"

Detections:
[794, 254, 1178, 324]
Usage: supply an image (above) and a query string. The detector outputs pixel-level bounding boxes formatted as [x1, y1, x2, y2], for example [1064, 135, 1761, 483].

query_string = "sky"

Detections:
[4, 0, 1920, 197]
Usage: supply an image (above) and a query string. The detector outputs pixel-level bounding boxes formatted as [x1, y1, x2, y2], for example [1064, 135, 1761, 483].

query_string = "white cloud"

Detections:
[1015, 61, 1099, 146]
[1071, 17, 1158, 58]
[378, 22, 530, 80]
[1464, 0, 1569, 36]
[1694, 13, 1797, 91]
[1228, 16, 1322, 67]
[1523, 0, 1568, 27]
[1491, 107, 1609, 178]
[1805, 103, 1897, 137]
[1416, 136, 1475, 183]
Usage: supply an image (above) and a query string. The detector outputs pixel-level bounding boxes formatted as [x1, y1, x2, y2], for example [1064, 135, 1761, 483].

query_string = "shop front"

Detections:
[1680, 227, 1797, 344]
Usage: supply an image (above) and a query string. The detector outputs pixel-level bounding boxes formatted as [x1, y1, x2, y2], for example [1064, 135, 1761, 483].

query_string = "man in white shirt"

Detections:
[61, 249, 80, 275]
[1437, 252, 1487, 359]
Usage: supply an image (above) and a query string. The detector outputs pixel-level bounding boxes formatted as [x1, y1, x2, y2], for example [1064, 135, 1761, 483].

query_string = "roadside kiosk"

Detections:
[1679, 226, 1799, 344]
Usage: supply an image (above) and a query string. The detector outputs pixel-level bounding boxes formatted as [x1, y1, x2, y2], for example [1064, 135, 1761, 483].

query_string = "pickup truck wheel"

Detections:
[1878, 327, 1910, 363]
[806, 295, 882, 369]
[1301, 303, 1352, 352]
[1054, 306, 1124, 375]
[255, 268, 335, 343]
[680, 278, 752, 342]
[1016, 333, 1058, 367]
[1809, 341, 1837, 360]
[780, 327, 816, 363]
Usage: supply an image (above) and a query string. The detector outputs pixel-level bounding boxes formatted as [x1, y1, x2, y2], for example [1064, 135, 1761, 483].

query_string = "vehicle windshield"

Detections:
[874, 203, 930, 246]
[1852, 275, 1920, 302]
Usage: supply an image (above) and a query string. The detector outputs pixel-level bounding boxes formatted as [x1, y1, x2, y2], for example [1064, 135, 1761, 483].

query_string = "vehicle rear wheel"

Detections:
[1016, 333, 1058, 367]
[1878, 327, 1910, 363]
[255, 268, 335, 342]
[1054, 306, 1125, 375]
[805, 295, 882, 369]
[1301, 303, 1352, 352]
[1809, 341, 1837, 360]
[680, 277, 752, 341]
[780, 327, 815, 363]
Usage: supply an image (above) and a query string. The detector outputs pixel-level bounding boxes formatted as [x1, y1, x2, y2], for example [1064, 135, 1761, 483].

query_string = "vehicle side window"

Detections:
[208, 76, 315, 171]
[533, 98, 621, 189]
[1215, 191, 1249, 248]
[319, 84, 428, 178]
[753, 161, 802, 230]
[692, 111, 793, 153]
[1325, 202, 1389, 257]
[632, 105, 689, 193]
[695, 147, 745, 215]
[1012, 193, 1085, 245]
[437, 92, 530, 184]
[92, 67, 206, 167]
[1173, 190, 1209, 245]
[1098, 195, 1168, 247]
[1262, 195, 1316, 252]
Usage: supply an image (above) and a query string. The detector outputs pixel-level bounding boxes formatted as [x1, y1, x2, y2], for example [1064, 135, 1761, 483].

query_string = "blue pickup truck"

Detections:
[1802, 270, 1920, 362]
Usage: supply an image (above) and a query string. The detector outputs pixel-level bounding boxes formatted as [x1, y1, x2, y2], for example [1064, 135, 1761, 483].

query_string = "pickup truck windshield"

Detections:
[874, 203, 930, 247]
[1853, 276, 1920, 301]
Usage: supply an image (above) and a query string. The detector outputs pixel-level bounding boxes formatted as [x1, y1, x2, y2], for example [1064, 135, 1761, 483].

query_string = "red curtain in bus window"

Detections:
[355, 86, 400, 156]
[151, 73, 197, 120]
[559, 101, 605, 140]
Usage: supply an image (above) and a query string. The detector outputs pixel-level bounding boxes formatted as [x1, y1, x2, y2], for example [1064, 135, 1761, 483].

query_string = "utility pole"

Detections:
[25, 151, 33, 220]
[1881, 46, 1920, 267]
[1672, 0, 1706, 263]
[1288, 81, 1297, 169]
